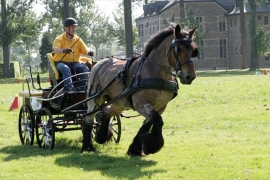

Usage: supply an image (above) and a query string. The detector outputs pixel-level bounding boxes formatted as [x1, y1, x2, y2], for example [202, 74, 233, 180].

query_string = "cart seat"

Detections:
[47, 53, 60, 85]
[47, 53, 92, 90]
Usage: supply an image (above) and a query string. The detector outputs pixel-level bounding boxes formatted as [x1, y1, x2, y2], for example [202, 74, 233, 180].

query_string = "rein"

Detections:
[144, 56, 176, 77]
[58, 9, 106, 62]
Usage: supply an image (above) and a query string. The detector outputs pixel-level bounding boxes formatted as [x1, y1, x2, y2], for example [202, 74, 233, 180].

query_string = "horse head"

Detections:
[167, 24, 197, 84]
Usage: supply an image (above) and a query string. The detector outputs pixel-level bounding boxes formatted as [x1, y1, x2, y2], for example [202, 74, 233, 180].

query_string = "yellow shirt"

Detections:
[52, 32, 88, 62]
[79, 56, 91, 64]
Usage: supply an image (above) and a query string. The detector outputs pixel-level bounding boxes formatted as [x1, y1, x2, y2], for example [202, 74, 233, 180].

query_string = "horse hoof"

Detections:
[95, 136, 107, 144]
[80, 145, 96, 153]
[141, 150, 147, 157]
[126, 146, 142, 156]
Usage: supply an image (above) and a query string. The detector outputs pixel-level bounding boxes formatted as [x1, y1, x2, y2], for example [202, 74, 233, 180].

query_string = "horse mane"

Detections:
[144, 24, 197, 57]
[144, 25, 174, 57]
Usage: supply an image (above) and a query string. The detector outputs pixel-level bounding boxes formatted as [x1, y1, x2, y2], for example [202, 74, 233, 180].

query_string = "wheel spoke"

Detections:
[92, 113, 121, 144]
[36, 108, 54, 150]
[18, 105, 34, 146]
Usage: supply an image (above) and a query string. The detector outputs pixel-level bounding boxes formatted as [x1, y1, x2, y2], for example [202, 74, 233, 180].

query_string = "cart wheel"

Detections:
[18, 105, 35, 146]
[109, 115, 121, 143]
[36, 107, 55, 150]
[93, 112, 121, 144]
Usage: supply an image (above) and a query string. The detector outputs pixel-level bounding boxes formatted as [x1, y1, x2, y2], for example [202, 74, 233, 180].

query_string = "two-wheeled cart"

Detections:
[18, 54, 122, 150]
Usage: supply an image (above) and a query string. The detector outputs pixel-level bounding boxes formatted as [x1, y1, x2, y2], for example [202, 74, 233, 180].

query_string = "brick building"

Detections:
[135, 0, 270, 70]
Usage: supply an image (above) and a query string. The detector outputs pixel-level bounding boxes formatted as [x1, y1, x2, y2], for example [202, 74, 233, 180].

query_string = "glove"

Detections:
[63, 48, 73, 54]
[88, 51, 94, 56]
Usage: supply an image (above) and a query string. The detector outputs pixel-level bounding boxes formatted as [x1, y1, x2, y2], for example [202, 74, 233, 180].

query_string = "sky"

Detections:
[34, 1, 143, 20]
[95, 0, 143, 18]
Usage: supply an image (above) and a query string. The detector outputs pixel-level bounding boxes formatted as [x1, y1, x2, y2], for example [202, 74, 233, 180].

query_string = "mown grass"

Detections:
[0, 69, 270, 179]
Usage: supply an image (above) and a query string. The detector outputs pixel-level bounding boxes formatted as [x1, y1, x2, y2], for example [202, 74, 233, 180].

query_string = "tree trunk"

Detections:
[249, 0, 258, 70]
[1, 0, 10, 78]
[179, 0, 185, 26]
[240, 0, 248, 69]
[124, 0, 133, 58]
[63, 0, 70, 19]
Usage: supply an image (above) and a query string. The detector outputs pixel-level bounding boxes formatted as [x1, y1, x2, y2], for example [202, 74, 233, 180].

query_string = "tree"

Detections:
[0, 0, 39, 78]
[179, 0, 185, 27]
[240, 0, 248, 69]
[88, 14, 114, 58]
[39, 0, 97, 65]
[249, 0, 258, 70]
[39, 31, 53, 72]
[113, 2, 139, 54]
[19, 12, 41, 66]
[1, 0, 9, 78]
[248, 0, 270, 70]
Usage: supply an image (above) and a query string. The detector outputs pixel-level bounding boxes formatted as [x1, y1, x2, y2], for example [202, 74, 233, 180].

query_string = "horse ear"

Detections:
[189, 27, 197, 38]
[174, 24, 181, 38]
[192, 47, 198, 57]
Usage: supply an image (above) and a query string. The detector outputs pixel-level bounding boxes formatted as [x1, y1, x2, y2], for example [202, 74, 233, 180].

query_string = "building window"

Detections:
[265, 54, 270, 61]
[152, 22, 155, 35]
[220, 39, 227, 58]
[141, 24, 144, 37]
[197, 40, 204, 59]
[219, 22, 226, 31]
[231, 47, 233, 55]
[138, 24, 141, 37]
[235, 19, 237, 26]
[230, 19, 232, 27]
[235, 47, 238, 55]
[264, 16, 268, 25]
[150, 22, 152, 35]
[240, 46, 242, 55]
[196, 16, 203, 31]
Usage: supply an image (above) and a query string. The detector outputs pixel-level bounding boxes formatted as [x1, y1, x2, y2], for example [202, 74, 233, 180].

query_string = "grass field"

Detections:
[0, 69, 270, 180]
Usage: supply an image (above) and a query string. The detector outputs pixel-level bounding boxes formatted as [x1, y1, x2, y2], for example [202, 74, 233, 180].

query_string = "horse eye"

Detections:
[175, 46, 181, 53]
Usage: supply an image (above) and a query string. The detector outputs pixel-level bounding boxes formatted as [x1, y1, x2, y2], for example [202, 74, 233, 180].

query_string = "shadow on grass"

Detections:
[0, 137, 82, 161]
[0, 137, 164, 179]
[55, 153, 163, 179]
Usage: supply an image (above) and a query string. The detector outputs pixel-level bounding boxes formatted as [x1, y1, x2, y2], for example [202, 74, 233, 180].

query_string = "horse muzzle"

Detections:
[177, 70, 196, 84]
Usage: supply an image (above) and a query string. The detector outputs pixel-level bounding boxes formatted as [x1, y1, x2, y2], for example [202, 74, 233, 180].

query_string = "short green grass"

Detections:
[1, 69, 270, 180]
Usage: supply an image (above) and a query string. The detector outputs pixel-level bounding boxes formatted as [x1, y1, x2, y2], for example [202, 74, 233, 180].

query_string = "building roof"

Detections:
[228, 1, 270, 15]
[136, 0, 235, 20]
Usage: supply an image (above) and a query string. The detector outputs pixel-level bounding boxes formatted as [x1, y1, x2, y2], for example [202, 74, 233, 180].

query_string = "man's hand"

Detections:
[88, 51, 94, 56]
[63, 48, 73, 54]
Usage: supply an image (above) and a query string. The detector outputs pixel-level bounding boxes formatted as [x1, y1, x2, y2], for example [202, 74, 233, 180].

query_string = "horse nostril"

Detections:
[186, 75, 191, 80]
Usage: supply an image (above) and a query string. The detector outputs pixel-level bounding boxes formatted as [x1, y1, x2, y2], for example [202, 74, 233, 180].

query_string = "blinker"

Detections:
[174, 46, 178, 54]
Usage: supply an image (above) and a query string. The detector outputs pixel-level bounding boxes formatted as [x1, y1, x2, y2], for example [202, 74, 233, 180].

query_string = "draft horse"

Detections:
[82, 24, 197, 156]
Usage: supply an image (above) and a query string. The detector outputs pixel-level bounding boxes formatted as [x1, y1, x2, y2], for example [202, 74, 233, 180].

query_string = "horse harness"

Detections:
[119, 35, 195, 109]
[166, 37, 194, 78]
[118, 55, 178, 110]
[81, 36, 193, 115]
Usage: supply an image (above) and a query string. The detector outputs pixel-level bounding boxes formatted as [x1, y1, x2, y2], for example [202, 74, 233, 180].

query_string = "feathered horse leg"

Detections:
[127, 110, 164, 156]
[127, 118, 153, 156]
[81, 116, 96, 153]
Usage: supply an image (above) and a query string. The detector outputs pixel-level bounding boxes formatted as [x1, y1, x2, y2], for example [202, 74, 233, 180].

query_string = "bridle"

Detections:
[165, 37, 194, 77]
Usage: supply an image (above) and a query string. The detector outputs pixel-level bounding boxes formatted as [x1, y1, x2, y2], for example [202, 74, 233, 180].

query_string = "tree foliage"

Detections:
[39, 32, 53, 72]
[248, 0, 270, 70]
[0, 0, 40, 77]
[113, 2, 139, 52]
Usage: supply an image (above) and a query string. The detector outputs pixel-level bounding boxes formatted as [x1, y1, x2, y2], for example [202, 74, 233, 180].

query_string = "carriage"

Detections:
[18, 24, 198, 156]
[18, 53, 122, 150]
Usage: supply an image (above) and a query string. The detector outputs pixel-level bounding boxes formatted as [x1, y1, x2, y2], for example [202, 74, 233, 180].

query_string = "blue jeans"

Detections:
[56, 62, 89, 90]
